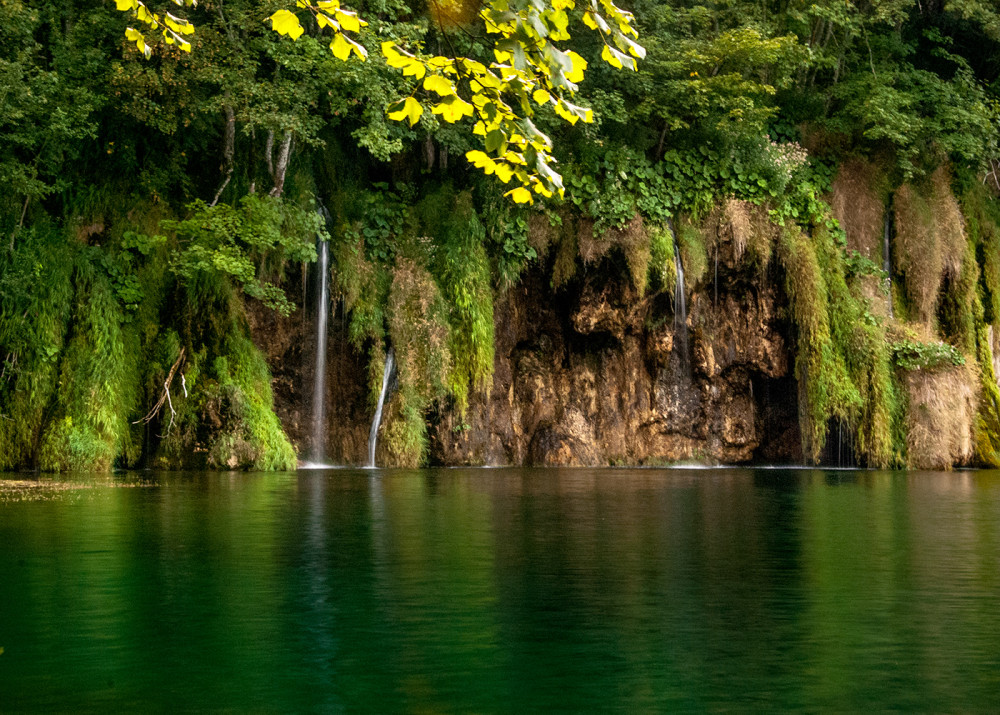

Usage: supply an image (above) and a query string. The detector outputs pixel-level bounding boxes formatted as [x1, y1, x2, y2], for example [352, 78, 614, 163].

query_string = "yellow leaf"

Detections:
[553, 101, 579, 125]
[387, 96, 423, 126]
[432, 96, 474, 122]
[268, 10, 304, 40]
[549, 10, 570, 40]
[125, 27, 151, 58]
[423, 74, 454, 97]
[165, 12, 194, 34]
[401, 59, 425, 79]
[115, 0, 137, 11]
[477, 72, 502, 89]
[532, 89, 551, 105]
[382, 42, 405, 66]
[582, 11, 597, 30]
[136, 5, 156, 25]
[473, 121, 487, 136]
[316, 13, 339, 30]
[349, 37, 368, 59]
[335, 9, 362, 32]
[465, 150, 496, 173]
[461, 59, 487, 75]
[493, 163, 514, 183]
[330, 33, 351, 60]
[565, 51, 587, 83]
[533, 181, 554, 198]
[601, 44, 623, 70]
[507, 187, 533, 204]
[494, 49, 511, 63]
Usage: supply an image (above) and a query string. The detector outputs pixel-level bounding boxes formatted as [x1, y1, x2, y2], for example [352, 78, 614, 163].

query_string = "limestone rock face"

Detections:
[428, 255, 798, 467]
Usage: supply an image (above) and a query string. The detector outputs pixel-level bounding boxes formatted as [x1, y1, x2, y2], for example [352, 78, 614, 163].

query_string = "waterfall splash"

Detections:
[302, 207, 332, 469]
[366, 347, 396, 468]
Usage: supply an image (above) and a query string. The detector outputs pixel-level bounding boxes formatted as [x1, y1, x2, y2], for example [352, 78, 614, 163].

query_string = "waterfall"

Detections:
[883, 200, 893, 318]
[309, 209, 331, 464]
[670, 221, 689, 366]
[366, 347, 396, 468]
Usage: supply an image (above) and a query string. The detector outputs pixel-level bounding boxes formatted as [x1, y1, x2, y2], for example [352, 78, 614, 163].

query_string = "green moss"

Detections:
[152, 262, 296, 471]
[676, 219, 708, 292]
[812, 222, 896, 466]
[384, 258, 452, 466]
[648, 222, 677, 295]
[961, 181, 1000, 325]
[937, 242, 978, 361]
[37, 262, 142, 472]
[777, 224, 862, 463]
[206, 332, 296, 471]
[0, 231, 75, 469]
[332, 236, 390, 351]
[432, 193, 495, 415]
[974, 318, 1000, 467]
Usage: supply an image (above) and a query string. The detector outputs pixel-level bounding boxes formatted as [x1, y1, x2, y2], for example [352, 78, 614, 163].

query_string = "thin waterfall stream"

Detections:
[670, 221, 689, 367]
[367, 348, 396, 468]
[307, 208, 331, 466]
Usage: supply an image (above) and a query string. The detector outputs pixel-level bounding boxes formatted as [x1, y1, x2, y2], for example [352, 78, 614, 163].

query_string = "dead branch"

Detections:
[134, 347, 186, 433]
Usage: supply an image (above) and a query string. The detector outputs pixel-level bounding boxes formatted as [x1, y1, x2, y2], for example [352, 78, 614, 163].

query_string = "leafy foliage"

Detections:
[165, 196, 321, 316]
[891, 339, 966, 371]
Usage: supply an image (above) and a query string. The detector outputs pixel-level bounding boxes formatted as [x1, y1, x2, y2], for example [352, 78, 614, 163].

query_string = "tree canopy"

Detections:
[111, 0, 646, 203]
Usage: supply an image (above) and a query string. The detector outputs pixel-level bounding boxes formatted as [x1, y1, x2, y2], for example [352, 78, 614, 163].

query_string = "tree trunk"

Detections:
[264, 129, 275, 180]
[210, 102, 236, 207]
[269, 130, 293, 198]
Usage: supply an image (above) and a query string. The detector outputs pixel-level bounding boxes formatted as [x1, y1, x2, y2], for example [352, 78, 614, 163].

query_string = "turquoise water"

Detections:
[1, 468, 999, 711]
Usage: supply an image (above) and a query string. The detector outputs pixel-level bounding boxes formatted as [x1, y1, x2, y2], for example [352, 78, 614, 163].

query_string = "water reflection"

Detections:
[1, 468, 999, 710]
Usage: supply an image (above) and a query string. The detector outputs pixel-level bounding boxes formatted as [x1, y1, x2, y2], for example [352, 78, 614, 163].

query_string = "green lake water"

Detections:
[1, 468, 999, 711]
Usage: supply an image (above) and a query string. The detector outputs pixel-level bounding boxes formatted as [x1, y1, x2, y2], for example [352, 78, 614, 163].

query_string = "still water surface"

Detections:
[1, 468, 999, 711]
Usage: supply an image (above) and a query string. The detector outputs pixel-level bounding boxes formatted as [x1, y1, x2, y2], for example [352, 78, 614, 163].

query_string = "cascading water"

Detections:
[308, 207, 332, 465]
[366, 348, 396, 468]
[669, 221, 689, 366]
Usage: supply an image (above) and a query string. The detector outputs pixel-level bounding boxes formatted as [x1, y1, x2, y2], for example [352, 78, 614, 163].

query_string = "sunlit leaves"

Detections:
[380, 0, 644, 203]
[433, 96, 475, 122]
[507, 187, 533, 203]
[124, 27, 152, 59]
[423, 75, 454, 97]
[268, 9, 304, 39]
[112, 0, 196, 55]
[109, 0, 643, 204]
[387, 97, 423, 126]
